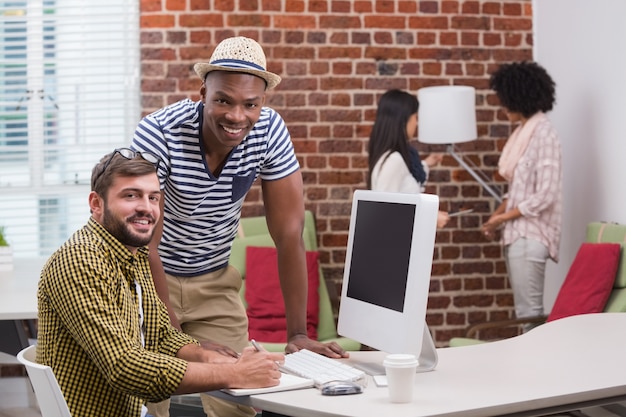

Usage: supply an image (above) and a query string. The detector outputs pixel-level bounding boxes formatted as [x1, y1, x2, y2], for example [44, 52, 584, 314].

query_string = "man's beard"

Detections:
[101, 206, 154, 249]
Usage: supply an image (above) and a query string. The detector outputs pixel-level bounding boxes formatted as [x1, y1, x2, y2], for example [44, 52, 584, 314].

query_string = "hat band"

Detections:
[209, 58, 266, 72]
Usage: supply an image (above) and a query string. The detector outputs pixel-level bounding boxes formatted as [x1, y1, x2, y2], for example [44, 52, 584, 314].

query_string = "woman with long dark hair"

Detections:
[367, 89, 449, 227]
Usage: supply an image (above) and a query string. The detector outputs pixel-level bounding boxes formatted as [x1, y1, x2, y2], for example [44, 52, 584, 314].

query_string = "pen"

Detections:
[449, 208, 474, 217]
[251, 339, 285, 371]
[250, 339, 263, 352]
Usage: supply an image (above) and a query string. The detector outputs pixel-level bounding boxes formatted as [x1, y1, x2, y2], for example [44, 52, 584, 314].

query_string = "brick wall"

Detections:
[139, 0, 534, 346]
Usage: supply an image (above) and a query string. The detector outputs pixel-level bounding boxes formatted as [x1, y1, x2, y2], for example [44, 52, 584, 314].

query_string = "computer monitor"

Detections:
[337, 190, 439, 374]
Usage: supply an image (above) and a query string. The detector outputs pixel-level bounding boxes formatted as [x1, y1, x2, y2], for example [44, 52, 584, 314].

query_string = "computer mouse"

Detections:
[320, 380, 364, 396]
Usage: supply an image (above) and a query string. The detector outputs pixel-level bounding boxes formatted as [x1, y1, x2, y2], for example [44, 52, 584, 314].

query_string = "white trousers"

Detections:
[504, 238, 549, 330]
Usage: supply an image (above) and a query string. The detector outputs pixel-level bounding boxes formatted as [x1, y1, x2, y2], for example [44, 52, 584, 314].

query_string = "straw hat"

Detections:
[194, 36, 281, 90]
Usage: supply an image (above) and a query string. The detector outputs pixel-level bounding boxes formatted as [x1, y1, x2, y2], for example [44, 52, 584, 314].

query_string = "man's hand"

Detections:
[199, 340, 239, 358]
[231, 347, 285, 389]
[285, 334, 349, 359]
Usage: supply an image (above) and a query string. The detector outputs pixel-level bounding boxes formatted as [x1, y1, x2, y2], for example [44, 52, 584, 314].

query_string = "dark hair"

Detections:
[489, 61, 556, 118]
[91, 151, 158, 199]
[367, 89, 418, 188]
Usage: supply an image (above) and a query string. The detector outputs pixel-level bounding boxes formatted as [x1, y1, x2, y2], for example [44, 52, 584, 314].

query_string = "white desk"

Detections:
[0, 257, 46, 357]
[0, 257, 46, 320]
[213, 313, 626, 417]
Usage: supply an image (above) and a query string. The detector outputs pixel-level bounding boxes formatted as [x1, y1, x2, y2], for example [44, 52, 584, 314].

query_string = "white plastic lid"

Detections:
[383, 353, 418, 367]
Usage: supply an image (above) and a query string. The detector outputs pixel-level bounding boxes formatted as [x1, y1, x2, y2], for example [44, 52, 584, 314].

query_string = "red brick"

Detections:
[398, 1, 417, 13]
[445, 62, 463, 75]
[504, 33, 523, 47]
[305, 186, 329, 200]
[227, 14, 270, 27]
[419, 1, 439, 13]
[452, 16, 490, 30]
[141, 47, 178, 61]
[179, 13, 223, 28]
[423, 62, 442, 75]
[320, 77, 363, 90]
[331, 1, 351, 13]
[329, 156, 349, 169]
[374, 32, 393, 44]
[503, 2, 523, 16]
[211, 0, 233, 11]
[375, 0, 395, 13]
[484, 32, 502, 46]
[141, 15, 176, 28]
[330, 92, 351, 105]
[364, 15, 406, 28]
[166, 0, 185, 11]
[275, 15, 317, 29]
[441, 1, 459, 13]
[461, 32, 479, 46]
[494, 17, 532, 31]
[141, 0, 162, 12]
[320, 15, 361, 29]
[461, 1, 480, 14]
[309, 0, 329, 12]
[329, 32, 349, 44]
[285, 0, 305, 12]
[440, 32, 458, 46]
[241, 0, 259, 11]
[409, 16, 448, 29]
[262, 0, 282, 11]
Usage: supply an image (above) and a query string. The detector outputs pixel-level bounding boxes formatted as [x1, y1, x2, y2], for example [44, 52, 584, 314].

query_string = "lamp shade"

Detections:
[417, 86, 477, 144]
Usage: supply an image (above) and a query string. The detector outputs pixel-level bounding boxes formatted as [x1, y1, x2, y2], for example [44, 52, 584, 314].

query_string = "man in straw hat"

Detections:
[131, 36, 348, 417]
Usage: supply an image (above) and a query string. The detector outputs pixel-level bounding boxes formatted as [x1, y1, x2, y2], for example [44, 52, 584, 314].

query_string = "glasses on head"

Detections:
[94, 147, 161, 186]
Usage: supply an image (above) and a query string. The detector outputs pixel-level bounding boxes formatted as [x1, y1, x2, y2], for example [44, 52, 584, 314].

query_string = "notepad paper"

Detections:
[221, 372, 315, 396]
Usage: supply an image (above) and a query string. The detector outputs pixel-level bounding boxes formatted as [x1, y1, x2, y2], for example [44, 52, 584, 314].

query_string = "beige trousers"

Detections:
[147, 266, 256, 417]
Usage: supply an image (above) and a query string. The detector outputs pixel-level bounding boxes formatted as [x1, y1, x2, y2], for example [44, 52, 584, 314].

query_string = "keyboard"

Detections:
[280, 349, 366, 387]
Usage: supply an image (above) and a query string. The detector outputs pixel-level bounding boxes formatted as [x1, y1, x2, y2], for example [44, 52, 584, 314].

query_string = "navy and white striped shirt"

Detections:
[131, 99, 299, 276]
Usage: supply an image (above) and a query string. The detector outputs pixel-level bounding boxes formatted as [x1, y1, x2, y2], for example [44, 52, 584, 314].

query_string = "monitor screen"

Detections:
[338, 190, 438, 370]
[346, 199, 415, 313]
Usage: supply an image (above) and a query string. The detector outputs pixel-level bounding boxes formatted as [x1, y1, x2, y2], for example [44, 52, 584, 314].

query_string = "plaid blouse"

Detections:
[37, 218, 197, 417]
[502, 116, 563, 261]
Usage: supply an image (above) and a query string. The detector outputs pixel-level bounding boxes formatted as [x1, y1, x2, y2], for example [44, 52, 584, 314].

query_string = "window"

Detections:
[0, 0, 140, 257]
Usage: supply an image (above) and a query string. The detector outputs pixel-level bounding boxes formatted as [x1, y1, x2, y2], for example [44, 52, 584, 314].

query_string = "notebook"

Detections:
[221, 372, 315, 396]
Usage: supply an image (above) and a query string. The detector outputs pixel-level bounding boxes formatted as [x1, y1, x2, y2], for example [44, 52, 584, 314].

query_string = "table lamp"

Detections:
[417, 85, 502, 203]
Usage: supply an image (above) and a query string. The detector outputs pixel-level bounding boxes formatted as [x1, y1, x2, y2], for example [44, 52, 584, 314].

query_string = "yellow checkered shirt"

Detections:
[37, 218, 197, 416]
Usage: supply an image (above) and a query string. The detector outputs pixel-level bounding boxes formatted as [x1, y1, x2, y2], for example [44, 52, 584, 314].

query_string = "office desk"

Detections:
[0, 258, 46, 356]
[213, 313, 626, 417]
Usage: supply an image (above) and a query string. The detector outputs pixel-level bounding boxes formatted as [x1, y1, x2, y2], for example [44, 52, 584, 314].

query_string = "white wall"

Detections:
[534, 0, 626, 309]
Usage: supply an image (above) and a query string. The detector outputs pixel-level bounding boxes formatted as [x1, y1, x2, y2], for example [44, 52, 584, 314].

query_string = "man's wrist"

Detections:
[288, 333, 308, 342]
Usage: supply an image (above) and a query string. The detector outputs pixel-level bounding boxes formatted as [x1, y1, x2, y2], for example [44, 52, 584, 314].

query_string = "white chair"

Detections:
[16, 345, 71, 417]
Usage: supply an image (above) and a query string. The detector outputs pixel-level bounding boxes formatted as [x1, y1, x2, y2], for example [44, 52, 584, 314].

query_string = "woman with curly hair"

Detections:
[482, 61, 562, 328]
[367, 89, 449, 228]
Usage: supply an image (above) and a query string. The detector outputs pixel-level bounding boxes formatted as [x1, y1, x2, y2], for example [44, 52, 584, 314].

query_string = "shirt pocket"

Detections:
[231, 171, 257, 202]
[514, 155, 536, 183]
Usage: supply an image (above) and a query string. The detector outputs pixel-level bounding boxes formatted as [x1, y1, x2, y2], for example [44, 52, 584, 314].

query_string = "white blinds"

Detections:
[0, 0, 140, 257]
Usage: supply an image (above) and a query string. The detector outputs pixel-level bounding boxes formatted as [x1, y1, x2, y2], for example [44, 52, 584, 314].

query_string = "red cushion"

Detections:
[547, 243, 621, 322]
[245, 246, 320, 342]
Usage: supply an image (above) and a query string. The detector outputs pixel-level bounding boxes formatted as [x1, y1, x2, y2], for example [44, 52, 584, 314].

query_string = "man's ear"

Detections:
[200, 84, 206, 98]
[88, 191, 104, 216]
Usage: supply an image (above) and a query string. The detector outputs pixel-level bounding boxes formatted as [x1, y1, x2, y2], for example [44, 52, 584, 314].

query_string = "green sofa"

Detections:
[449, 221, 626, 347]
[229, 210, 361, 352]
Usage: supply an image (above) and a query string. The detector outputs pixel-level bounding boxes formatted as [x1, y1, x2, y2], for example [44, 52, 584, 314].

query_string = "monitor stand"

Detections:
[351, 323, 438, 375]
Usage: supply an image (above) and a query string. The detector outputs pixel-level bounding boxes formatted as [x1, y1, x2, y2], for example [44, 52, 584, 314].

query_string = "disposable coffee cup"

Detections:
[383, 353, 418, 403]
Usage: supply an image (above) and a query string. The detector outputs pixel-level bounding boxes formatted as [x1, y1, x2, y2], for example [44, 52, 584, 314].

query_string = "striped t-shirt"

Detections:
[131, 99, 299, 276]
